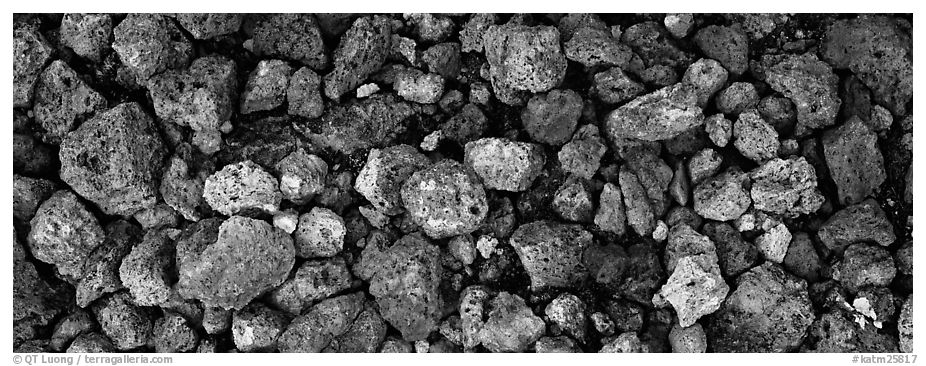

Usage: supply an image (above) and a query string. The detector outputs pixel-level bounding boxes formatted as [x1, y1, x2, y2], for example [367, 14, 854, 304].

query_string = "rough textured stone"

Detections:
[174, 13, 242, 40]
[301, 94, 414, 154]
[702, 222, 758, 278]
[749, 157, 824, 217]
[478, 292, 545, 353]
[396, 69, 445, 104]
[564, 25, 633, 68]
[755, 223, 792, 264]
[817, 198, 896, 254]
[401, 160, 488, 239]
[294, 207, 346, 258]
[232, 303, 289, 352]
[60, 13, 113, 61]
[119, 229, 178, 306]
[594, 182, 627, 236]
[14, 232, 66, 346]
[441, 103, 487, 144]
[160, 154, 210, 222]
[693, 170, 751, 221]
[654, 255, 728, 327]
[559, 125, 607, 179]
[112, 14, 191, 81]
[275, 148, 327, 204]
[287, 67, 324, 118]
[13, 175, 55, 222]
[605, 83, 704, 142]
[782, 232, 822, 282]
[600, 332, 649, 353]
[464, 138, 545, 192]
[899, 296, 913, 353]
[153, 312, 199, 353]
[683, 58, 729, 108]
[669, 323, 707, 353]
[278, 292, 365, 352]
[706, 263, 814, 352]
[822, 117, 886, 205]
[28, 190, 105, 281]
[688, 148, 723, 186]
[593, 67, 645, 104]
[75, 221, 141, 307]
[32, 60, 106, 143]
[355, 144, 430, 215]
[66, 333, 115, 353]
[92, 292, 152, 350]
[621, 21, 692, 70]
[832, 243, 895, 293]
[510, 221, 591, 290]
[705, 113, 732, 148]
[203, 160, 281, 216]
[482, 24, 567, 105]
[13, 24, 53, 107]
[822, 15, 912, 115]
[356, 233, 443, 341]
[733, 110, 779, 162]
[664, 224, 718, 273]
[693, 25, 748, 75]
[252, 14, 328, 70]
[176, 216, 296, 310]
[620, 168, 656, 236]
[268, 258, 352, 315]
[521, 89, 583, 146]
[240, 60, 293, 114]
[715, 82, 759, 115]
[760, 53, 841, 136]
[324, 16, 391, 99]
[544, 293, 587, 343]
[59, 102, 168, 216]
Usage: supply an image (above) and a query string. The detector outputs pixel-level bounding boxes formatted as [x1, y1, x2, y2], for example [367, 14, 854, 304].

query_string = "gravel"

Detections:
[12, 12, 913, 354]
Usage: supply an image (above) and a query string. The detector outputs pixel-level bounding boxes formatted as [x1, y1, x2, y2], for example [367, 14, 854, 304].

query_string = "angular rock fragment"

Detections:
[252, 14, 328, 70]
[682, 58, 729, 107]
[275, 148, 327, 204]
[203, 160, 281, 216]
[621, 21, 692, 69]
[478, 292, 545, 353]
[60, 13, 113, 61]
[401, 160, 488, 238]
[66, 333, 116, 353]
[545, 293, 588, 342]
[701, 222, 758, 278]
[13, 24, 53, 107]
[600, 332, 649, 353]
[664, 224, 718, 273]
[654, 255, 729, 327]
[817, 198, 895, 254]
[15, 232, 66, 345]
[32, 60, 106, 143]
[782, 232, 822, 282]
[112, 14, 192, 81]
[174, 13, 242, 39]
[357, 234, 443, 341]
[92, 292, 152, 350]
[28, 190, 105, 281]
[396, 69, 445, 104]
[510, 221, 591, 290]
[521, 89, 583, 146]
[76, 221, 142, 307]
[693, 170, 751, 221]
[669, 323, 707, 353]
[755, 223, 791, 263]
[240, 60, 293, 114]
[693, 25, 748, 75]
[605, 83, 704, 142]
[899, 296, 913, 353]
[50, 310, 96, 351]
[355, 144, 429, 215]
[759, 53, 841, 136]
[301, 94, 414, 154]
[324, 16, 391, 99]
[733, 110, 779, 162]
[688, 148, 722, 186]
[153, 312, 199, 353]
[822, 15, 912, 115]
[465, 138, 545, 192]
[294, 207, 346, 258]
[822, 117, 886, 205]
[176, 216, 296, 310]
[13, 175, 55, 222]
[119, 229, 178, 306]
[278, 292, 365, 352]
[706, 263, 814, 352]
[268, 258, 352, 314]
[594, 182, 627, 236]
[148, 56, 237, 154]
[59, 102, 168, 216]
[482, 24, 568, 105]
[619, 168, 656, 236]
[832, 243, 896, 293]
[287, 67, 324, 118]
[232, 303, 289, 352]
[422, 42, 461, 79]
[715, 82, 759, 115]
[749, 157, 824, 217]
[552, 177, 595, 223]
[326, 300, 388, 353]
[564, 25, 633, 68]
[559, 125, 607, 179]
[593, 67, 645, 104]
